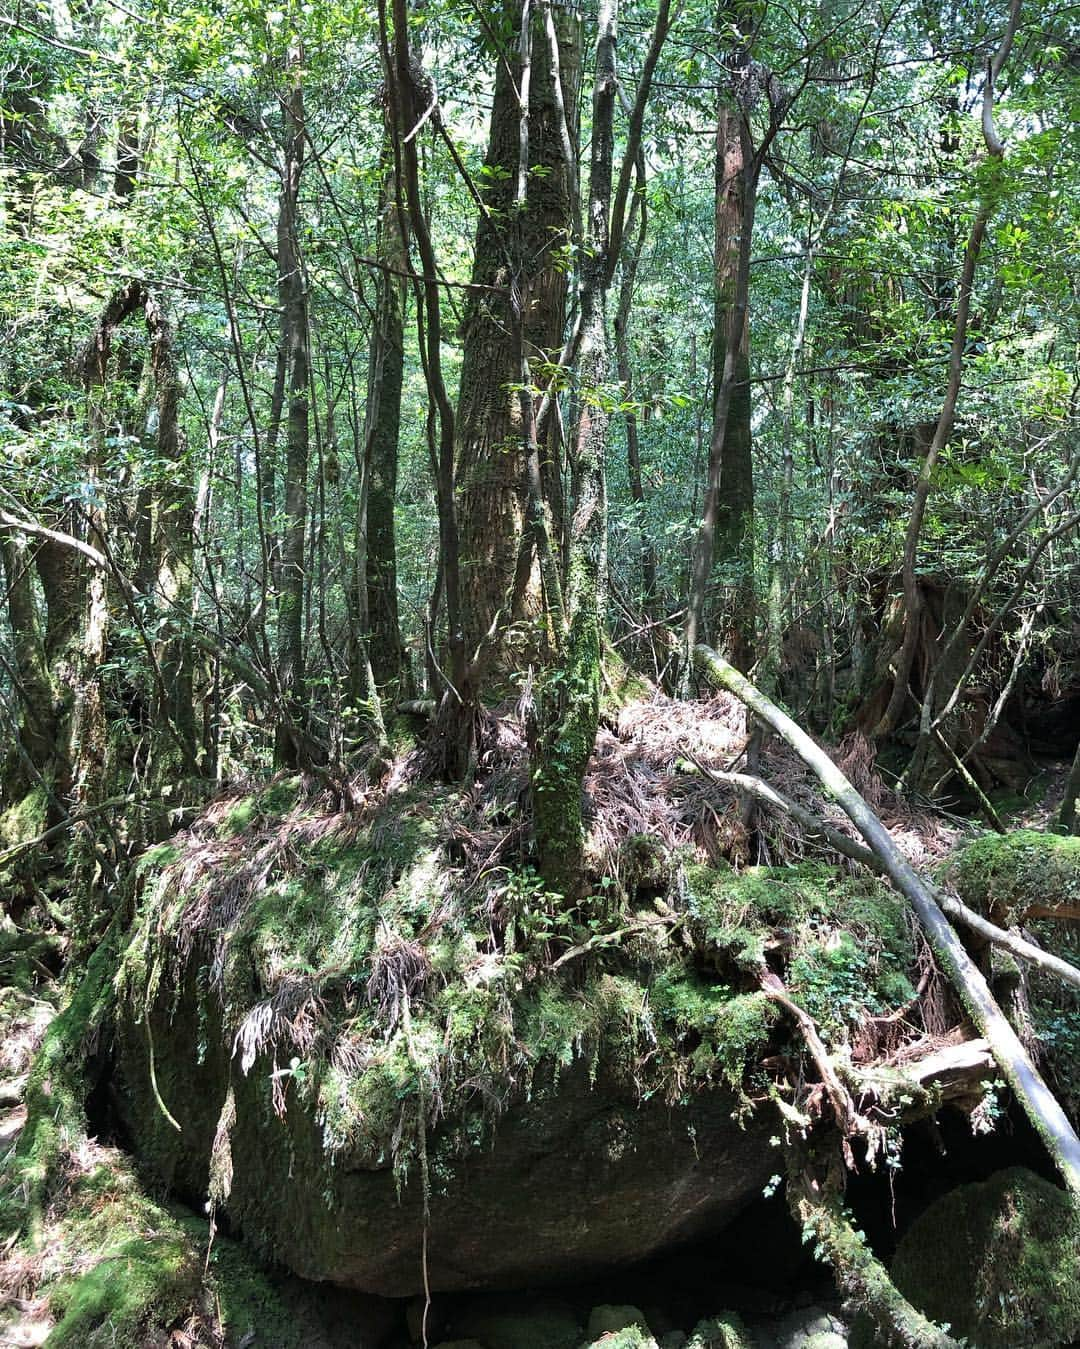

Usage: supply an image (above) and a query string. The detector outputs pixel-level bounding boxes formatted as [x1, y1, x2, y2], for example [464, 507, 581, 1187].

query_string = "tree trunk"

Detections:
[274, 51, 311, 768]
[454, 0, 583, 670]
[364, 145, 408, 695]
[144, 292, 198, 776]
[530, 0, 614, 901]
[685, 94, 758, 673]
[1058, 741, 1080, 835]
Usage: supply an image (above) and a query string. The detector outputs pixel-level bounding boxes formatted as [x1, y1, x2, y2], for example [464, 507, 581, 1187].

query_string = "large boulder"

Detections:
[108, 780, 915, 1300]
[852, 1167, 1080, 1349]
[113, 971, 775, 1296]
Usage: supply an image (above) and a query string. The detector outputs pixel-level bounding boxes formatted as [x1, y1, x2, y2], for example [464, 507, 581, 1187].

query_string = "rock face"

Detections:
[113, 980, 775, 1297]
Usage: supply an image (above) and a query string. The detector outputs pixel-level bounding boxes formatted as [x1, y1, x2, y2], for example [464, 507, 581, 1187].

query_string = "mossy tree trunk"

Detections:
[0, 531, 57, 799]
[144, 291, 198, 783]
[1056, 741, 1080, 835]
[530, 0, 616, 901]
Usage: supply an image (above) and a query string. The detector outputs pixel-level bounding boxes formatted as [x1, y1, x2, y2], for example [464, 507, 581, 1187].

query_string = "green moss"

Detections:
[204, 1230, 308, 1348]
[649, 970, 776, 1089]
[45, 1228, 199, 1348]
[686, 1312, 754, 1349]
[950, 829, 1080, 924]
[0, 784, 47, 849]
[886, 1167, 1080, 1348]
[685, 862, 915, 1042]
[16, 922, 121, 1235]
[221, 795, 258, 836]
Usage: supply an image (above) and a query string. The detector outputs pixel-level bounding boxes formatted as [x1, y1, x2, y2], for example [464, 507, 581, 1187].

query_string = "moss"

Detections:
[685, 862, 915, 1042]
[531, 606, 602, 902]
[216, 776, 303, 839]
[950, 828, 1080, 924]
[45, 1227, 199, 1348]
[649, 970, 776, 1089]
[585, 1328, 656, 1349]
[685, 1313, 754, 1349]
[204, 1231, 308, 1348]
[882, 1167, 1080, 1349]
[0, 784, 48, 849]
[15, 921, 121, 1238]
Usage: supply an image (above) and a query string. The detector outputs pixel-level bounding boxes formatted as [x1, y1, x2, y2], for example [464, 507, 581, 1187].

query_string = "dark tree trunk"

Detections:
[454, 0, 582, 669]
[685, 96, 757, 674]
[364, 149, 407, 694]
[274, 53, 311, 768]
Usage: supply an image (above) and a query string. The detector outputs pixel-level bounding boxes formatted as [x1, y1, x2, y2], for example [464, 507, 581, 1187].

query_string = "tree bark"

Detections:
[530, 0, 617, 900]
[274, 49, 311, 768]
[364, 144, 408, 695]
[454, 0, 583, 669]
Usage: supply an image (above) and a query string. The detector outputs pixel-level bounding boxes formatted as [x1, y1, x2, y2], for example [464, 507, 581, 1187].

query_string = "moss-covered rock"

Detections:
[108, 776, 931, 1298]
[109, 783, 790, 1295]
[950, 828, 1080, 924]
[586, 1304, 651, 1339]
[860, 1167, 1080, 1349]
[686, 861, 916, 1044]
[685, 1313, 754, 1349]
[584, 1329, 657, 1349]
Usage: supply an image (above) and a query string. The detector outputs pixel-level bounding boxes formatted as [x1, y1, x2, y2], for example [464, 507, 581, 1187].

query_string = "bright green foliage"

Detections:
[883, 1168, 1080, 1349]
[686, 861, 916, 1041]
[685, 1313, 755, 1349]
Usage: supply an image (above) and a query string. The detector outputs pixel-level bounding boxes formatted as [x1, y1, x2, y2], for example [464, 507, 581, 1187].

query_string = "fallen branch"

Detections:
[786, 1147, 959, 1348]
[695, 643, 1080, 1198]
[689, 749, 1080, 991]
[0, 797, 134, 870]
[758, 968, 866, 1150]
[935, 892, 1080, 992]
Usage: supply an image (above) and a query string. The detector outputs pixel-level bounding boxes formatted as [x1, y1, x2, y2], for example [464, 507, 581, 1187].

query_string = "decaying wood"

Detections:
[758, 967, 866, 1148]
[695, 642, 1080, 1198]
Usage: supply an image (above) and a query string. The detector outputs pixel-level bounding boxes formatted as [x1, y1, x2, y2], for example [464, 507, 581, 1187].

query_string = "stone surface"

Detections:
[587, 1305, 651, 1338]
[113, 974, 777, 1297]
[757, 1306, 846, 1349]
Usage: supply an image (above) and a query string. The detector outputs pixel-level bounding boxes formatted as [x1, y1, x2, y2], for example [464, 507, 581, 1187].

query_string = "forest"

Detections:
[1, 0, 1080, 1344]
